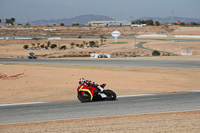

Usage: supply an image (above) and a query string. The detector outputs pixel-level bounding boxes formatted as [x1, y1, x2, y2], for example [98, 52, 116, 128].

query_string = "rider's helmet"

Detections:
[79, 78, 85, 84]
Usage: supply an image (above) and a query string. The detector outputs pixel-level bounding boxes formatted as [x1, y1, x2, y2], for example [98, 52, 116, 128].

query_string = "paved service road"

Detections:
[0, 58, 200, 69]
[0, 92, 200, 125]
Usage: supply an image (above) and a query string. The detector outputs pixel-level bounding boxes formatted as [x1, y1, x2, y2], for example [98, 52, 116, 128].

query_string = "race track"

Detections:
[0, 92, 200, 125]
[1, 58, 200, 69]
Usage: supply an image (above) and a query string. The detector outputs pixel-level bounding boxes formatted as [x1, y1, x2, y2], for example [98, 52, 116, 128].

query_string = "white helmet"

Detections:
[79, 78, 85, 84]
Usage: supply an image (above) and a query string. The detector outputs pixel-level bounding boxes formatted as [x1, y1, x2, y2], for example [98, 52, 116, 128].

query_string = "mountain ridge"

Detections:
[29, 14, 115, 25]
[138, 16, 200, 23]
[27, 15, 200, 25]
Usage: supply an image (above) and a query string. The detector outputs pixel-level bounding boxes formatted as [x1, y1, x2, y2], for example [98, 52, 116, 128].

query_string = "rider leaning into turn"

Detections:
[78, 78, 104, 92]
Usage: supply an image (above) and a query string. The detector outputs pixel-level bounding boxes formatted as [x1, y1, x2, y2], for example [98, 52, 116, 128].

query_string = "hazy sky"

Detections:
[0, 0, 200, 23]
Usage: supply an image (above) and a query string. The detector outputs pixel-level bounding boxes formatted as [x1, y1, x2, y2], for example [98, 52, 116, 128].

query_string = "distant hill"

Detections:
[137, 16, 200, 23]
[24, 15, 200, 26]
[29, 14, 115, 26]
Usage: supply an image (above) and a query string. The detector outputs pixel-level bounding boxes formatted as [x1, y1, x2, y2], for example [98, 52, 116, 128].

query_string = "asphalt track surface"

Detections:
[0, 92, 200, 125]
[0, 57, 200, 69]
[1, 58, 200, 124]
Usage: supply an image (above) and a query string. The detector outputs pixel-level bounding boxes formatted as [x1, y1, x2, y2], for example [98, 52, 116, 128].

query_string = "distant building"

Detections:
[176, 21, 182, 25]
[88, 21, 131, 27]
[131, 24, 146, 27]
[175, 21, 189, 25]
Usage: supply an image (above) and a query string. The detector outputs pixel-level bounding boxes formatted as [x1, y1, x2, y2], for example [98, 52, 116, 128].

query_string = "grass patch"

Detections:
[0, 63, 17, 65]
[109, 42, 127, 44]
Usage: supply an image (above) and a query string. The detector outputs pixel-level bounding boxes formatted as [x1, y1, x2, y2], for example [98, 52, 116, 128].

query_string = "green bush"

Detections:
[152, 50, 160, 56]
[76, 44, 80, 47]
[50, 44, 57, 49]
[80, 44, 84, 48]
[60, 23, 65, 26]
[89, 41, 95, 47]
[60, 45, 66, 50]
[40, 44, 45, 48]
[47, 41, 51, 47]
[70, 42, 75, 48]
[23, 45, 29, 49]
[32, 43, 35, 47]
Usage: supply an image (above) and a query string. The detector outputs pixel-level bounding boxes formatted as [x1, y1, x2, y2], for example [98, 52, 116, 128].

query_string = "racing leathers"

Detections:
[79, 79, 104, 92]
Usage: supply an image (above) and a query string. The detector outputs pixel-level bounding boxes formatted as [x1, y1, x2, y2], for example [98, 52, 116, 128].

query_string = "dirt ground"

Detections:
[1, 111, 200, 133]
[0, 38, 200, 59]
[171, 27, 200, 35]
[0, 27, 200, 58]
[0, 38, 152, 58]
[144, 41, 200, 55]
[0, 64, 200, 104]
[1, 26, 200, 132]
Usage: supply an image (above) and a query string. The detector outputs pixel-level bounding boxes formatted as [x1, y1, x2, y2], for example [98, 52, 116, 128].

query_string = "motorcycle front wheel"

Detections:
[77, 92, 91, 102]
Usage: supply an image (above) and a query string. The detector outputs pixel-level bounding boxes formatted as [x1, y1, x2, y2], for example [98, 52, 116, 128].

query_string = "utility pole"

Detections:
[133, 26, 137, 56]
[130, 17, 137, 56]
[171, 9, 174, 25]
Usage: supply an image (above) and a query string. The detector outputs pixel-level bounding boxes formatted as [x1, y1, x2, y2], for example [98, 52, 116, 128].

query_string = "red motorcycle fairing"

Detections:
[77, 85, 95, 101]
[77, 84, 106, 101]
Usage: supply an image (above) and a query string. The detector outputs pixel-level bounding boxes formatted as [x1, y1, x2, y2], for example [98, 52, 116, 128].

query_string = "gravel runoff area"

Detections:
[0, 111, 200, 132]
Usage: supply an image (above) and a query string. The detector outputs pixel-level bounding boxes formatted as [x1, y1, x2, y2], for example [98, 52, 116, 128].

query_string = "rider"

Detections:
[79, 78, 104, 92]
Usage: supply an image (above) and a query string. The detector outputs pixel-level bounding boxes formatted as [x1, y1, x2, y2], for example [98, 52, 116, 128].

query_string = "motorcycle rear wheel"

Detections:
[77, 92, 91, 102]
[104, 90, 117, 100]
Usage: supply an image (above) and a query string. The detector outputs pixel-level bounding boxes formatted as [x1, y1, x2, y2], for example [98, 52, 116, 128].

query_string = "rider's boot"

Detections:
[97, 85, 104, 92]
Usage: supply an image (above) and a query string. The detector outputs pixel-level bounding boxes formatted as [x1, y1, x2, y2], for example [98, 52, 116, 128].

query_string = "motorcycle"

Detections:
[77, 83, 117, 102]
[28, 52, 37, 59]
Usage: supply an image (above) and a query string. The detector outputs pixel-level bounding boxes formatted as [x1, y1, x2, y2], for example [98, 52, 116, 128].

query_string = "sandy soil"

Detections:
[172, 27, 200, 35]
[144, 41, 200, 55]
[1, 111, 200, 132]
[1, 64, 200, 105]
[0, 38, 153, 58]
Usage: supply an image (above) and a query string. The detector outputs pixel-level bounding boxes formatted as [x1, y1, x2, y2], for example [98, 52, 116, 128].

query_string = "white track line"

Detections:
[1, 90, 200, 107]
[0, 94, 153, 107]
[0, 102, 47, 107]
[118, 94, 155, 98]
[192, 90, 200, 92]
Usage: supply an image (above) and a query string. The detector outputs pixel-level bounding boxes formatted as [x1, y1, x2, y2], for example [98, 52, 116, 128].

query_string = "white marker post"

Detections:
[112, 31, 121, 43]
